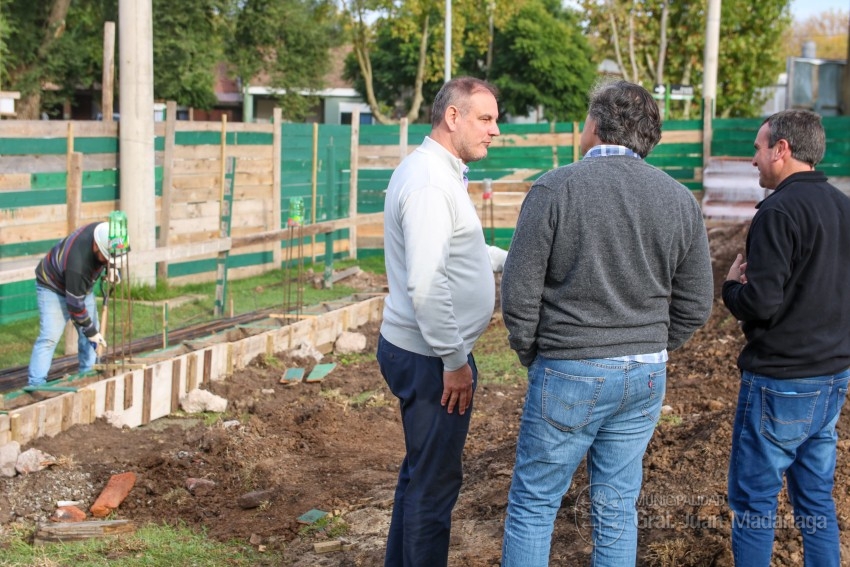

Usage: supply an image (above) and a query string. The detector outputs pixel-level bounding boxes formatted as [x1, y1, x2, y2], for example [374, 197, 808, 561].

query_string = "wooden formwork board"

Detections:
[0, 414, 10, 446]
[5, 295, 385, 447]
[5, 389, 97, 446]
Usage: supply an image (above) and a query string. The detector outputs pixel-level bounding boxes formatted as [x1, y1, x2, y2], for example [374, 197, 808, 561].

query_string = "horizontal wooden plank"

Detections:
[174, 121, 275, 134]
[0, 173, 31, 191]
[173, 144, 275, 160]
[357, 156, 404, 169]
[467, 192, 528, 207]
[660, 130, 702, 144]
[171, 156, 273, 175]
[492, 133, 576, 147]
[175, 130, 276, 147]
[164, 201, 220, 222]
[232, 171, 273, 186]
[34, 519, 136, 544]
[232, 185, 274, 201]
[0, 221, 69, 245]
[233, 157, 275, 173]
[170, 186, 220, 204]
[0, 120, 118, 138]
[357, 144, 412, 159]
[466, 181, 532, 193]
[166, 228, 221, 245]
[171, 173, 220, 192]
[0, 153, 118, 174]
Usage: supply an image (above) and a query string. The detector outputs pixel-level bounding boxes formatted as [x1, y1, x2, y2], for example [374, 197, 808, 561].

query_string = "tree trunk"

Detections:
[349, 7, 395, 125]
[682, 60, 694, 119]
[607, 4, 628, 79]
[16, 92, 43, 120]
[628, 10, 639, 83]
[404, 14, 430, 123]
[655, 0, 669, 87]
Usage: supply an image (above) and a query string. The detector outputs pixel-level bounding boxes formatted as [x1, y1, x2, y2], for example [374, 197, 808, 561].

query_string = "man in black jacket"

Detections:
[723, 109, 850, 567]
[27, 222, 122, 387]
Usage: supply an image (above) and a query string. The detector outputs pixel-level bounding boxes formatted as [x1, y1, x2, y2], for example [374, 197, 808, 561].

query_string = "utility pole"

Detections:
[702, 0, 721, 167]
[118, 0, 156, 285]
[843, 6, 850, 114]
[444, 0, 452, 83]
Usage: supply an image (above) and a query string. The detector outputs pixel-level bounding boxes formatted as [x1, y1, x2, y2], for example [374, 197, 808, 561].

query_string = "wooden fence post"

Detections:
[348, 109, 360, 259]
[157, 100, 177, 281]
[272, 108, 282, 268]
[64, 136, 84, 357]
[101, 22, 115, 122]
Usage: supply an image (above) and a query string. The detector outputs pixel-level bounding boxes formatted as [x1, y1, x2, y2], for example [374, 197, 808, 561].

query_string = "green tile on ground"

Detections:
[280, 368, 305, 384]
[306, 363, 336, 382]
[297, 508, 328, 524]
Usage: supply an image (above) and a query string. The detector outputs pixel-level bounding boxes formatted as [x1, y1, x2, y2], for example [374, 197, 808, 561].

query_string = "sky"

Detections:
[791, 0, 850, 20]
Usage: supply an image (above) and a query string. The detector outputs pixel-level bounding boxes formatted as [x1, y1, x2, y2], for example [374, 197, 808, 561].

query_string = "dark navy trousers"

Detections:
[377, 334, 477, 567]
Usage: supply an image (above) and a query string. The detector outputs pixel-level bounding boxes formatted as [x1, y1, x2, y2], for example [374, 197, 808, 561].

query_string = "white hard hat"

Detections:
[93, 222, 115, 263]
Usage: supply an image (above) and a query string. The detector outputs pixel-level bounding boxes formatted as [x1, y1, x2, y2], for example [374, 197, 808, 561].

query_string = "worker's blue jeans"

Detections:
[376, 334, 477, 567]
[728, 369, 850, 567]
[501, 356, 666, 567]
[28, 284, 98, 386]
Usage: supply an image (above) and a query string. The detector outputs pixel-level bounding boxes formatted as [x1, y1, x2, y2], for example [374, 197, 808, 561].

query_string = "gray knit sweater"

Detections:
[501, 155, 713, 367]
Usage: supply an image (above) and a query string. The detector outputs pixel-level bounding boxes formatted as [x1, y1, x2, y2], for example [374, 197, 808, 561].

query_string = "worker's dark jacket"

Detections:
[35, 222, 106, 338]
[722, 171, 850, 378]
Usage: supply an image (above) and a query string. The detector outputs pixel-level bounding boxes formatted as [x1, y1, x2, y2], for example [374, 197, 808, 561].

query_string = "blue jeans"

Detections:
[376, 335, 477, 567]
[28, 284, 98, 386]
[502, 356, 666, 567]
[728, 369, 850, 567]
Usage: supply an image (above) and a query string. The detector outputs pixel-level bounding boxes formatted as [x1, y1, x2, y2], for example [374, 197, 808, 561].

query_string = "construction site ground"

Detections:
[3, 221, 850, 566]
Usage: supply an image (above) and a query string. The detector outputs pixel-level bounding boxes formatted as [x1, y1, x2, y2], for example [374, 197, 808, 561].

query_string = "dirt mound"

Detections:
[3, 222, 850, 566]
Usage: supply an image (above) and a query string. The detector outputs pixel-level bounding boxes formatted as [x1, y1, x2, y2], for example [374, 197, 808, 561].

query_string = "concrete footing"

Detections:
[0, 295, 384, 447]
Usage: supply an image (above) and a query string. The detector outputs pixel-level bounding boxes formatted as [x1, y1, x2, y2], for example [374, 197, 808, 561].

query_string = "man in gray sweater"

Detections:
[500, 80, 713, 566]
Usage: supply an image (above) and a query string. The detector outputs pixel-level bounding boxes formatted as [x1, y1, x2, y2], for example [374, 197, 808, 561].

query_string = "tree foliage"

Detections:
[488, 0, 595, 121]
[152, 0, 226, 110]
[0, 0, 339, 119]
[342, 0, 594, 123]
[580, 0, 792, 118]
[227, 0, 340, 119]
[341, 0, 445, 124]
[782, 8, 849, 61]
[2, 0, 75, 117]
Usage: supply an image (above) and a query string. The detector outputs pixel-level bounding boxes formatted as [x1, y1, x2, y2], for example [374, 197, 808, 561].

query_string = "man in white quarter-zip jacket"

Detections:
[377, 76, 507, 567]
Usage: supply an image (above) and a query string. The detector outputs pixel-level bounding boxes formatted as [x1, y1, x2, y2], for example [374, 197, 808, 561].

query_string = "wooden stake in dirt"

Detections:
[35, 520, 136, 545]
[214, 157, 236, 317]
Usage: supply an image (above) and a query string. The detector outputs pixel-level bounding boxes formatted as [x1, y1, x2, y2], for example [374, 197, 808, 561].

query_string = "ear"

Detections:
[774, 139, 790, 160]
[445, 105, 461, 131]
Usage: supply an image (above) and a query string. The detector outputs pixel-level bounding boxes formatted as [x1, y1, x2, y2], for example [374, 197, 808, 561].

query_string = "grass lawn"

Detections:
[0, 256, 386, 370]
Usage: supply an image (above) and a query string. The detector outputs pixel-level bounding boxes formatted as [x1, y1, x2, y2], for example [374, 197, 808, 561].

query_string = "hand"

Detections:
[489, 246, 509, 272]
[89, 332, 108, 352]
[725, 253, 748, 284]
[441, 363, 474, 415]
[107, 267, 121, 284]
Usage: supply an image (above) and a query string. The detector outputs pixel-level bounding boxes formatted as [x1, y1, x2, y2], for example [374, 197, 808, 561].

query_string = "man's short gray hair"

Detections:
[762, 109, 825, 167]
[431, 77, 499, 129]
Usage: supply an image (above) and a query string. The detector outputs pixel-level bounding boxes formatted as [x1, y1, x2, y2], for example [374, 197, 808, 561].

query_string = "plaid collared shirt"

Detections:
[583, 144, 642, 159]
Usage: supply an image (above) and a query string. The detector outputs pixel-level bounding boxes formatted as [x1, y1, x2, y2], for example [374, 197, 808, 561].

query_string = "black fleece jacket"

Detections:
[722, 171, 850, 378]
